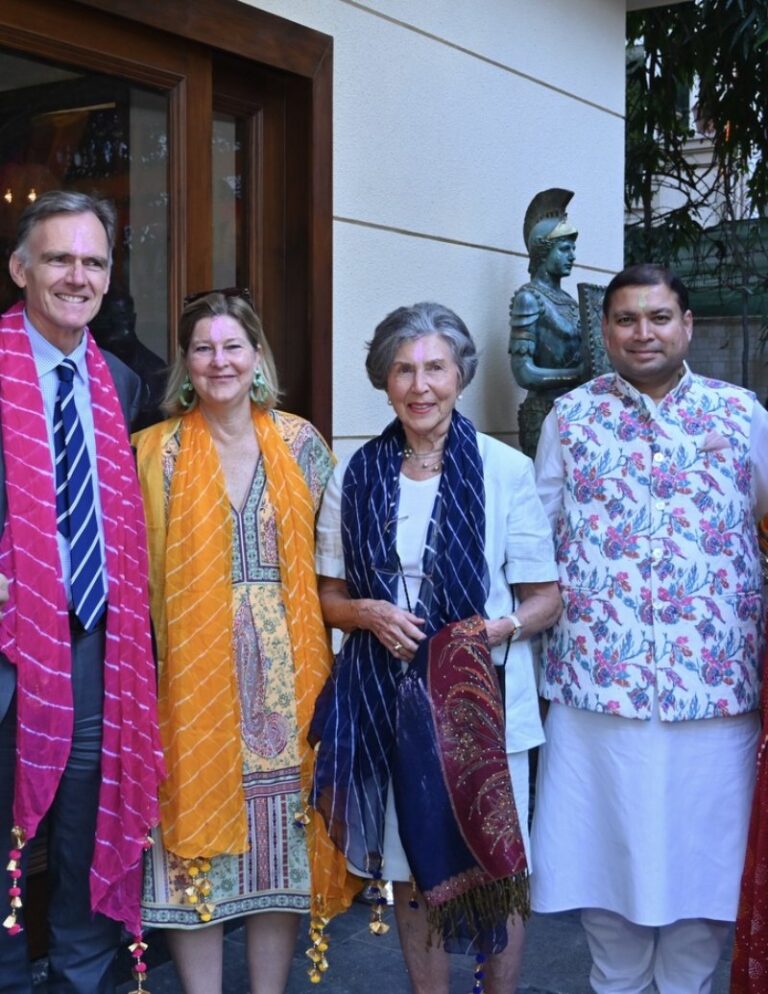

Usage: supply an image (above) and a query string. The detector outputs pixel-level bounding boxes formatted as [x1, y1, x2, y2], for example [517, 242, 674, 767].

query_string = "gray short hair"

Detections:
[14, 190, 117, 266]
[365, 302, 478, 390]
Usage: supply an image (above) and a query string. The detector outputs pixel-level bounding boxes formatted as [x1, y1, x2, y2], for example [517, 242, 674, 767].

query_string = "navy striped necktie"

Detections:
[53, 358, 106, 631]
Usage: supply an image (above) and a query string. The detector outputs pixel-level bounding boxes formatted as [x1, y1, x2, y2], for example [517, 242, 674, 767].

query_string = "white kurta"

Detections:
[531, 702, 759, 923]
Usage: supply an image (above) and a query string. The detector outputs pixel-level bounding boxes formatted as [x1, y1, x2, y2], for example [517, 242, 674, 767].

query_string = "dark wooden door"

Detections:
[0, 0, 332, 431]
[0, 0, 333, 958]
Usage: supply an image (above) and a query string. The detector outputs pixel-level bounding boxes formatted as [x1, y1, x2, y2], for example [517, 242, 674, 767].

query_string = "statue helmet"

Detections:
[523, 188, 578, 273]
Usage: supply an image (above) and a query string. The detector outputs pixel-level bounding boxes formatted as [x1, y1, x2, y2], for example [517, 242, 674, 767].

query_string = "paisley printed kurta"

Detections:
[141, 411, 333, 927]
[541, 371, 763, 721]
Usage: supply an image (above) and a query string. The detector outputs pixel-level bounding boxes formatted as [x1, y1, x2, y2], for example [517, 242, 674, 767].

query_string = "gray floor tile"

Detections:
[110, 901, 734, 994]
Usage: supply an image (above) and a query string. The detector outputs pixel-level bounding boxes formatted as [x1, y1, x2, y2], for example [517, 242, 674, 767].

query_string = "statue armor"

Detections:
[508, 188, 586, 457]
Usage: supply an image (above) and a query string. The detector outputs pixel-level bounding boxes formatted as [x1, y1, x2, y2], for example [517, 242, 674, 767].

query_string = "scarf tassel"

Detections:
[3, 826, 26, 936]
[424, 872, 530, 950]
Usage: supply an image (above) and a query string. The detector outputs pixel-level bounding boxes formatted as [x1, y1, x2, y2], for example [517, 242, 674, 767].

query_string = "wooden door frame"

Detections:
[72, 0, 334, 436]
[0, 0, 333, 436]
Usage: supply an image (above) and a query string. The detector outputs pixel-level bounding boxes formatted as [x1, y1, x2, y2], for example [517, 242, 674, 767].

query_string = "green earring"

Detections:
[250, 367, 269, 405]
[179, 374, 196, 410]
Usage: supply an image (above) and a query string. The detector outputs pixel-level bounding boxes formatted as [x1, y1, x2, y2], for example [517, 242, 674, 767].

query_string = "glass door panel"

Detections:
[0, 48, 169, 364]
[212, 111, 247, 291]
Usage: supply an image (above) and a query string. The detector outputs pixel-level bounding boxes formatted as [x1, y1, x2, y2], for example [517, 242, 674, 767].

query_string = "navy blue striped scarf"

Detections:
[309, 411, 488, 874]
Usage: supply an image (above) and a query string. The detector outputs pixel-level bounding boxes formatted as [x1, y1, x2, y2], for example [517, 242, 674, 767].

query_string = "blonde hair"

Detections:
[163, 291, 281, 416]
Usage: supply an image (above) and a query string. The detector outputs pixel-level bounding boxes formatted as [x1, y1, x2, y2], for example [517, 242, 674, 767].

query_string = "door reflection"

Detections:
[0, 48, 169, 376]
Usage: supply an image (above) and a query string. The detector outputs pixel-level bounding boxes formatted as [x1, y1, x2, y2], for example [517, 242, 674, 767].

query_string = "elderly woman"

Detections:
[133, 290, 356, 994]
[310, 302, 561, 994]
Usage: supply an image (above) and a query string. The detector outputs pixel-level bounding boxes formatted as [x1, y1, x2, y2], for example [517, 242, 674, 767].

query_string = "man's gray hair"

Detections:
[14, 190, 117, 266]
[365, 301, 478, 390]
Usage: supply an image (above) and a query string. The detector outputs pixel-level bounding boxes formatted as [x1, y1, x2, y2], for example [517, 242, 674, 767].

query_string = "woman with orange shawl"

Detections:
[133, 290, 358, 994]
[732, 512, 768, 992]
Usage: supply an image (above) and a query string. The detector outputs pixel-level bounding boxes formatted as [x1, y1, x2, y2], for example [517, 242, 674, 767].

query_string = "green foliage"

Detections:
[625, 7, 696, 209]
[696, 0, 768, 212]
[625, 0, 768, 264]
[626, 1, 768, 387]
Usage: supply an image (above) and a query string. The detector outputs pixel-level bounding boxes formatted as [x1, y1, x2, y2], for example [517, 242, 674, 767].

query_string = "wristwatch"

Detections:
[507, 612, 523, 642]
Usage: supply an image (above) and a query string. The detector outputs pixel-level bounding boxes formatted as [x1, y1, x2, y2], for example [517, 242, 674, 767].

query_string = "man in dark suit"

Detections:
[0, 191, 162, 994]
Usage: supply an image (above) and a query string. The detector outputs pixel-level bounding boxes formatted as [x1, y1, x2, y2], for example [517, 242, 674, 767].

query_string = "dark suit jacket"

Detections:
[0, 350, 141, 723]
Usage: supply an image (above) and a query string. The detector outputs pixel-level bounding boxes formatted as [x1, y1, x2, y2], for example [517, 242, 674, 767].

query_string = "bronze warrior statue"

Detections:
[509, 188, 588, 458]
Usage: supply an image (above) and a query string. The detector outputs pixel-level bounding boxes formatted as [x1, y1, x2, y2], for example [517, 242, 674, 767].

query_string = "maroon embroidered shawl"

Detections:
[393, 615, 529, 951]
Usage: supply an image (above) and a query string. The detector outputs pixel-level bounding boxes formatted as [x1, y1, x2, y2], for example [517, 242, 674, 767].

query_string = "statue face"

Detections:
[543, 236, 577, 279]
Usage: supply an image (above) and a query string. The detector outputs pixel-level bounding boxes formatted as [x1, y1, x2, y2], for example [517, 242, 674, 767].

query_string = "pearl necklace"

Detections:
[403, 444, 444, 473]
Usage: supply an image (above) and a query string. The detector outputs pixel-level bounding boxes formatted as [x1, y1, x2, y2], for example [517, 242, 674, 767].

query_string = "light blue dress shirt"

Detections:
[24, 312, 108, 604]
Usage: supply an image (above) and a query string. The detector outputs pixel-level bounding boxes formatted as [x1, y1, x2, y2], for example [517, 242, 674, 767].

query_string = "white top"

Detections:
[316, 431, 558, 752]
[393, 473, 441, 614]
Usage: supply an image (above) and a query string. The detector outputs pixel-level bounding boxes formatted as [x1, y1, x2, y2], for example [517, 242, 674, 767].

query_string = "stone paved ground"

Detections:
[103, 901, 732, 994]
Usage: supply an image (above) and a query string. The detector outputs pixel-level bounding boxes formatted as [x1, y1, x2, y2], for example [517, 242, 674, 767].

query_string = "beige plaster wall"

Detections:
[247, 0, 628, 453]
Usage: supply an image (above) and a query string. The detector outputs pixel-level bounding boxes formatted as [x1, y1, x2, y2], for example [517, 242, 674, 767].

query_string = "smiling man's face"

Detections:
[602, 282, 693, 400]
[9, 211, 111, 354]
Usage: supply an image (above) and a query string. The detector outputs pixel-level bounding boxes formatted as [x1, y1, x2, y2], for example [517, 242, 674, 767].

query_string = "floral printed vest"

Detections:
[542, 370, 763, 721]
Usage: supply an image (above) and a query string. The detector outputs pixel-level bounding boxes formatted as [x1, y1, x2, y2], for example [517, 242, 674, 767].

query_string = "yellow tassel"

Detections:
[305, 898, 332, 983]
[182, 858, 216, 921]
[5, 826, 26, 936]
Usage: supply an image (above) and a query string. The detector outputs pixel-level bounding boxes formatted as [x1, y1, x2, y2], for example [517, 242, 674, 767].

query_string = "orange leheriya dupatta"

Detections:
[134, 407, 359, 917]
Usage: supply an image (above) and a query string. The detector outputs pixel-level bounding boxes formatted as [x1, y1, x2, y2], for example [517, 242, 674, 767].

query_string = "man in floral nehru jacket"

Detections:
[530, 263, 768, 994]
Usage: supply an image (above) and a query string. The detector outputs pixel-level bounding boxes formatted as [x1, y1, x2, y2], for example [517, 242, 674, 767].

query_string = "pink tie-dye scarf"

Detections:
[0, 301, 164, 933]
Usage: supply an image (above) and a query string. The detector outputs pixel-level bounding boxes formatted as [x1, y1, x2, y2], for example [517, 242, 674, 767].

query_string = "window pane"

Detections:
[0, 48, 169, 376]
[212, 111, 245, 290]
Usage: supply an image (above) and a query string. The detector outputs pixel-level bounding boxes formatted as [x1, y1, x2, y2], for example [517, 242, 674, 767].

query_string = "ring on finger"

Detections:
[392, 641, 403, 652]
